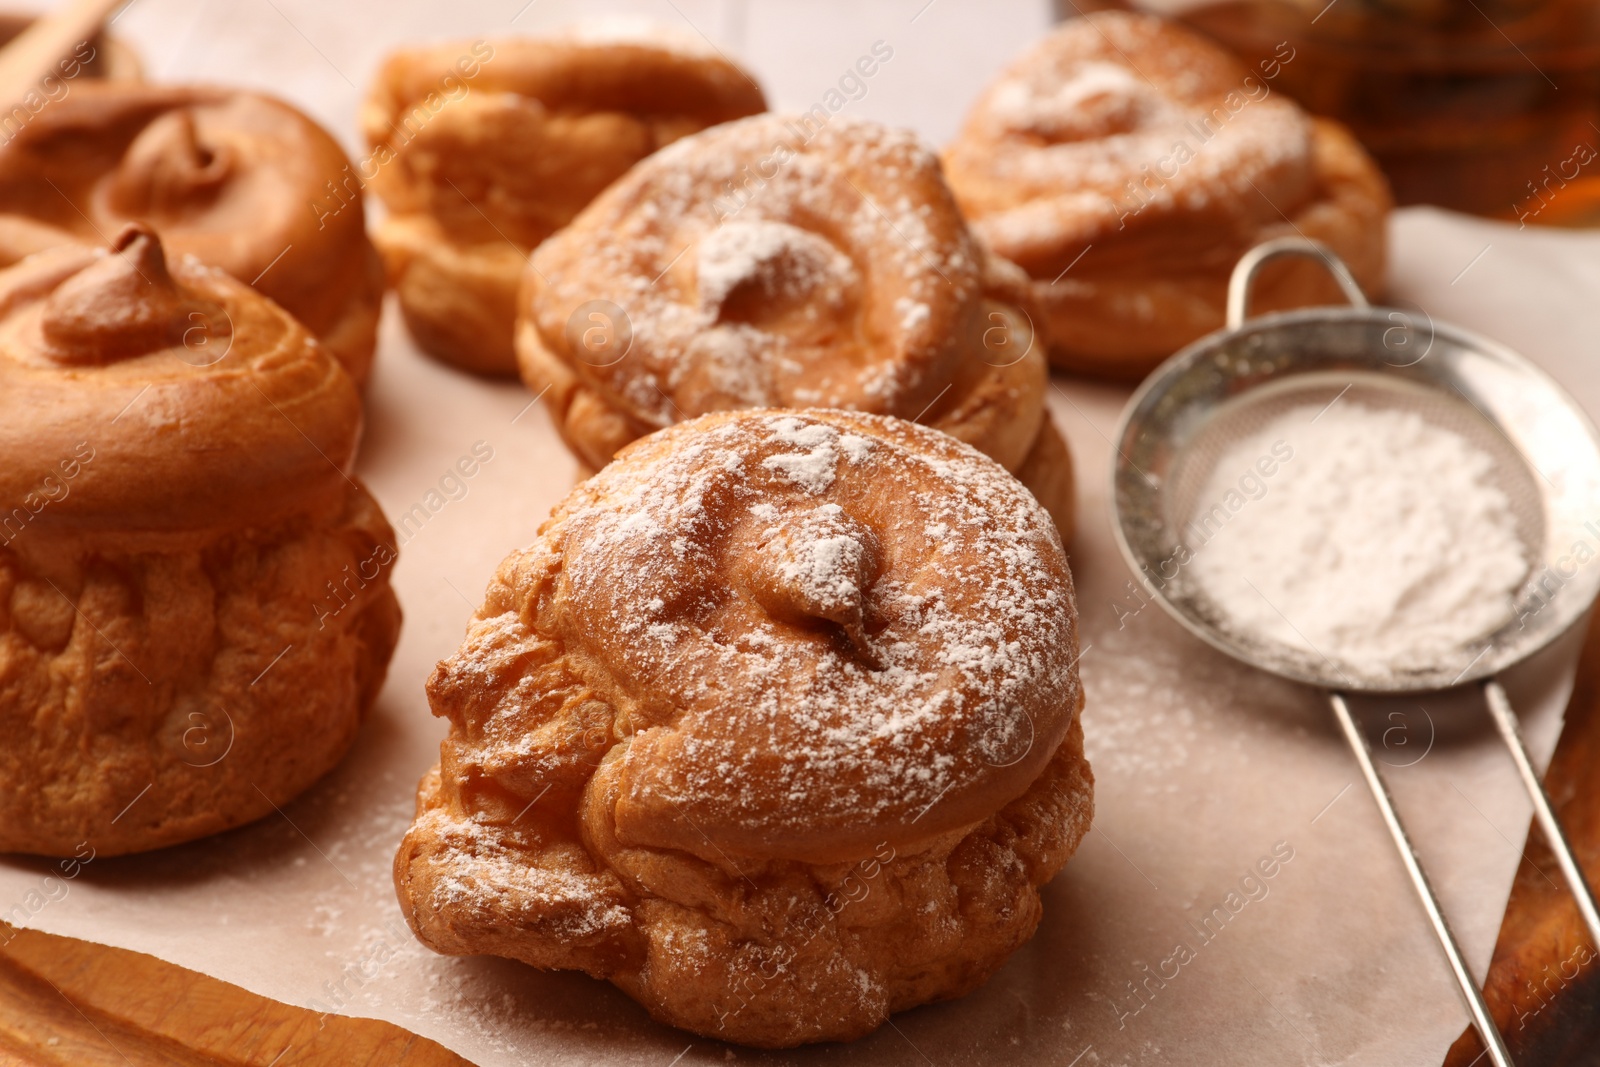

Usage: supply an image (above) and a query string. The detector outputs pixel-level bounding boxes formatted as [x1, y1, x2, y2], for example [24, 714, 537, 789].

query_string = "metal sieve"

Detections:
[1110, 238, 1600, 1067]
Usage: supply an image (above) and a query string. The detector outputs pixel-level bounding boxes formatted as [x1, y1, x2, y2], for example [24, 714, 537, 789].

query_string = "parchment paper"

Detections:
[6, 2, 1600, 1063]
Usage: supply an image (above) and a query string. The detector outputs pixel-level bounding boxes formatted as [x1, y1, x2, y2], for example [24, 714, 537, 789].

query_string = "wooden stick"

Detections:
[0, 923, 474, 1065]
[0, 0, 123, 112]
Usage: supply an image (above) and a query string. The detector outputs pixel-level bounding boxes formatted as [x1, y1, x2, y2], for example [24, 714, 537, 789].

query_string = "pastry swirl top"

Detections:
[0, 82, 373, 366]
[941, 12, 1318, 277]
[362, 27, 766, 251]
[0, 226, 359, 540]
[520, 113, 1047, 472]
[488, 408, 1080, 863]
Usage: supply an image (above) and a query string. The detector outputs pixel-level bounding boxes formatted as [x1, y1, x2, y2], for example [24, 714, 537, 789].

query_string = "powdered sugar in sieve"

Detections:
[1182, 399, 1532, 681]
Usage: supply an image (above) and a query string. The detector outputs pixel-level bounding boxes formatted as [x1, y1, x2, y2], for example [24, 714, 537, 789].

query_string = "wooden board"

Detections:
[0, 924, 470, 1066]
[1444, 611, 1600, 1067]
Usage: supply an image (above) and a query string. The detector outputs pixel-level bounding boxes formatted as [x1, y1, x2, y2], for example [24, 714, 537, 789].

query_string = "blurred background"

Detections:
[59, 0, 1600, 225]
[1075, 0, 1600, 223]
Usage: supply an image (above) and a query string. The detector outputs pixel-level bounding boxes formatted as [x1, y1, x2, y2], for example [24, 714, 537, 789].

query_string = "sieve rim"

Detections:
[1109, 302, 1600, 695]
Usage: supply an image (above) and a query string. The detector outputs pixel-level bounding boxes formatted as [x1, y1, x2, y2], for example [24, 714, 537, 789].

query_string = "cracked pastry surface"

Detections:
[942, 12, 1390, 379]
[0, 83, 384, 386]
[0, 226, 399, 857]
[516, 112, 1076, 540]
[363, 27, 766, 374]
[395, 408, 1092, 1047]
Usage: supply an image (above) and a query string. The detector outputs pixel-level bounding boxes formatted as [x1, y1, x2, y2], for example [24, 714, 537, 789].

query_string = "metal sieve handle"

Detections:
[1328, 692, 1515, 1067]
[1226, 237, 1370, 330]
[1484, 679, 1600, 950]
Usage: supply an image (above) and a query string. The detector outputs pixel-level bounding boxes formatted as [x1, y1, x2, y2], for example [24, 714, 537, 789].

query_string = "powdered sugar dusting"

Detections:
[894, 295, 931, 332]
[946, 12, 1316, 257]
[760, 414, 844, 493]
[416, 810, 632, 941]
[549, 409, 1081, 850]
[532, 114, 982, 428]
[1188, 403, 1529, 678]
[759, 502, 877, 654]
[987, 59, 1155, 142]
[696, 218, 856, 311]
[839, 432, 874, 463]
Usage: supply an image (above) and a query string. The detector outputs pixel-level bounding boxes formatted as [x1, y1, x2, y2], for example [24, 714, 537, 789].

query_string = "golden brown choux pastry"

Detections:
[0, 225, 400, 857]
[362, 28, 766, 375]
[395, 408, 1092, 1048]
[516, 112, 1077, 541]
[0, 83, 384, 386]
[943, 12, 1391, 380]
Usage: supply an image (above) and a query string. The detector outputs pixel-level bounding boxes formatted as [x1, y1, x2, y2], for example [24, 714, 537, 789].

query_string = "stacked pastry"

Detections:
[0, 84, 385, 385]
[363, 28, 767, 374]
[0, 227, 399, 855]
[516, 112, 1077, 540]
[396, 409, 1092, 1047]
[944, 12, 1390, 378]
